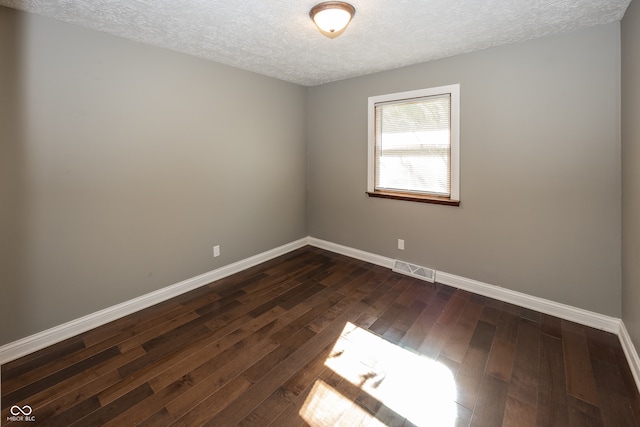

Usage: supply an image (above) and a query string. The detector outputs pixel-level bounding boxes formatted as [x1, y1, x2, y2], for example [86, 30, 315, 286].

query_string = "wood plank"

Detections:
[440, 300, 483, 363]
[454, 321, 496, 411]
[328, 376, 374, 427]
[485, 337, 515, 382]
[35, 370, 122, 422]
[454, 402, 473, 427]
[282, 343, 333, 399]
[540, 313, 562, 339]
[21, 347, 144, 420]
[1, 338, 86, 383]
[494, 309, 519, 343]
[507, 318, 540, 408]
[501, 317, 541, 426]
[584, 327, 618, 364]
[2, 346, 121, 407]
[117, 311, 200, 353]
[269, 293, 343, 344]
[590, 357, 637, 426]
[612, 344, 640, 424]
[167, 376, 252, 427]
[468, 374, 508, 427]
[399, 293, 447, 351]
[567, 395, 604, 427]
[478, 304, 501, 327]
[392, 299, 427, 335]
[116, 302, 241, 378]
[237, 386, 297, 427]
[162, 335, 278, 419]
[37, 396, 102, 427]
[502, 395, 537, 427]
[436, 291, 470, 327]
[296, 378, 355, 427]
[417, 291, 471, 359]
[248, 357, 345, 427]
[562, 320, 600, 406]
[148, 306, 288, 392]
[242, 327, 317, 384]
[537, 333, 569, 427]
[80, 299, 185, 348]
[368, 303, 405, 336]
[102, 374, 196, 427]
[70, 383, 154, 426]
[2, 335, 125, 397]
[391, 278, 423, 306]
[98, 306, 290, 406]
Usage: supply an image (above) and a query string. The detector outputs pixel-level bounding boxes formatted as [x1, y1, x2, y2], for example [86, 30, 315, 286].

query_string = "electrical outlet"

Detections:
[213, 245, 220, 258]
[398, 239, 405, 250]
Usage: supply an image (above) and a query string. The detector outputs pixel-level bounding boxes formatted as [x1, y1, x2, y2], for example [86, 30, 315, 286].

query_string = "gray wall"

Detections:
[0, 7, 308, 345]
[308, 24, 622, 316]
[0, 5, 628, 347]
[622, 0, 640, 353]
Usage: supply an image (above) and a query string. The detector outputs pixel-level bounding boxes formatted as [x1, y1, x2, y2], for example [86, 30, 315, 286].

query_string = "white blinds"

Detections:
[374, 94, 451, 197]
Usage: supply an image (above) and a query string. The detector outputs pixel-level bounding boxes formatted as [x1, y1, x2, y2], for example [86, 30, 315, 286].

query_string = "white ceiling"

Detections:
[0, 0, 632, 86]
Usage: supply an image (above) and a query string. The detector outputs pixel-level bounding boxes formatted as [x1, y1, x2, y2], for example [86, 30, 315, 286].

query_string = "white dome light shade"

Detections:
[313, 8, 351, 33]
[310, 2, 356, 38]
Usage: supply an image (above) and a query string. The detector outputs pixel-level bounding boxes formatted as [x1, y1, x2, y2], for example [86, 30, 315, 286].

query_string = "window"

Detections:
[367, 84, 460, 206]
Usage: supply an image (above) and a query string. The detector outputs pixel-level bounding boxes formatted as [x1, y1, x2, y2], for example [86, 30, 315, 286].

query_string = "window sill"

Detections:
[366, 191, 460, 206]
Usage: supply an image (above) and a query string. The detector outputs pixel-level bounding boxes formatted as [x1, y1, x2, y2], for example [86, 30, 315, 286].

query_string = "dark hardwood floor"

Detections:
[2, 246, 640, 426]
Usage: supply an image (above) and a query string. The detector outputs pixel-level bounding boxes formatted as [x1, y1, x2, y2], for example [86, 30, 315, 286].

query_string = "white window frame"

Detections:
[367, 84, 460, 204]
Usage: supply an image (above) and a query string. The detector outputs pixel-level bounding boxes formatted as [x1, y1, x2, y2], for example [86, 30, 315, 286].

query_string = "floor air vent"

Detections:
[392, 260, 436, 283]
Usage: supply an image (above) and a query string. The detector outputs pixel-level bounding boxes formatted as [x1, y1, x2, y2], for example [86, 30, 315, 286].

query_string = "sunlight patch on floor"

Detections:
[300, 322, 457, 427]
[300, 379, 377, 426]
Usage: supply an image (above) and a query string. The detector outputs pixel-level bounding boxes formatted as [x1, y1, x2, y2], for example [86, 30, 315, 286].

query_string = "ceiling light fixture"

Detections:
[309, 2, 356, 39]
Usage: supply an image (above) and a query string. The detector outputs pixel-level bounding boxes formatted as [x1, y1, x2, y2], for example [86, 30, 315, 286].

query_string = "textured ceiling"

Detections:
[0, 0, 632, 86]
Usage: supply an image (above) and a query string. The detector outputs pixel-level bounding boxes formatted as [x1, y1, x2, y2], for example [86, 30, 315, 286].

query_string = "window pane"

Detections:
[375, 95, 451, 196]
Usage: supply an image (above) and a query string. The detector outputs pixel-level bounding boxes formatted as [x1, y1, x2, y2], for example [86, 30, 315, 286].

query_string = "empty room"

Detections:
[2, 0, 640, 425]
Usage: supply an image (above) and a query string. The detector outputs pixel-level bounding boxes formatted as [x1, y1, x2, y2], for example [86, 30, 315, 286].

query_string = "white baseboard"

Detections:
[435, 270, 640, 393]
[435, 271, 621, 334]
[2, 236, 639, 395]
[618, 321, 640, 393]
[308, 237, 394, 269]
[0, 238, 308, 365]
[308, 238, 620, 331]
[306, 238, 640, 392]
